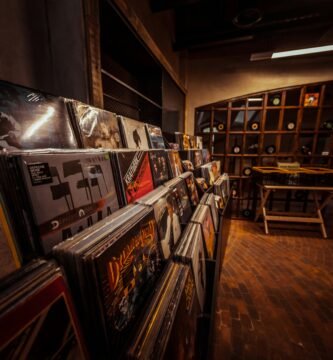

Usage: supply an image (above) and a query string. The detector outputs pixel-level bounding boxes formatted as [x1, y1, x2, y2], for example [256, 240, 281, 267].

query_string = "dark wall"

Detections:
[0, 0, 89, 101]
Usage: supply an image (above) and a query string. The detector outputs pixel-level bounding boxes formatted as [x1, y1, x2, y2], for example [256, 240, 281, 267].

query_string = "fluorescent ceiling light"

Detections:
[250, 45, 333, 61]
[248, 98, 263, 102]
[272, 45, 333, 59]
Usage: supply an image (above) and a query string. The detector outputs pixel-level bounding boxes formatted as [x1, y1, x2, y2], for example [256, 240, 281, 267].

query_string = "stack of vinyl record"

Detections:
[179, 172, 200, 206]
[0, 259, 87, 359]
[164, 177, 192, 224]
[127, 262, 201, 359]
[201, 160, 221, 186]
[111, 150, 155, 205]
[137, 187, 181, 260]
[214, 173, 230, 207]
[1, 149, 120, 256]
[200, 193, 219, 232]
[173, 222, 206, 312]
[54, 204, 164, 358]
[190, 205, 216, 260]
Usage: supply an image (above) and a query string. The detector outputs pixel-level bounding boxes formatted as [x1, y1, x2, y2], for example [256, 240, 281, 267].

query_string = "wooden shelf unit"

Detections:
[195, 81, 333, 218]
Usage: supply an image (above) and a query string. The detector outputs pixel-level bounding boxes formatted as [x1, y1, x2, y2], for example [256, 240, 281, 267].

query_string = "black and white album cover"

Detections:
[148, 150, 170, 187]
[119, 116, 150, 149]
[17, 150, 119, 254]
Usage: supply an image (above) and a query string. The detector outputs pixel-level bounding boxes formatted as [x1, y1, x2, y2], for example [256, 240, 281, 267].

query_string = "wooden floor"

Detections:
[211, 220, 333, 360]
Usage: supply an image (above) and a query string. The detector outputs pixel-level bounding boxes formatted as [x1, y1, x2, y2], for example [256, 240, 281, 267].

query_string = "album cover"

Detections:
[189, 135, 196, 149]
[70, 100, 123, 149]
[201, 160, 221, 185]
[195, 177, 209, 192]
[119, 116, 150, 149]
[0, 80, 78, 150]
[180, 172, 199, 206]
[201, 193, 219, 231]
[0, 261, 87, 359]
[113, 151, 154, 204]
[304, 93, 319, 107]
[174, 223, 206, 311]
[167, 150, 183, 177]
[0, 194, 20, 280]
[196, 136, 203, 150]
[127, 263, 200, 359]
[145, 124, 165, 149]
[182, 160, 194, 171]
[202, 149, 211, 164]
[164, 178, 192, 224]
[192, 150, 203, 168]
[90, 209, 163, 358]
[15, 150, 119, 254]
[148, 150, 170, 187]
[214, 173, 230, 206]
[191, 205, 216, 259]
[175, 132, 190, 150]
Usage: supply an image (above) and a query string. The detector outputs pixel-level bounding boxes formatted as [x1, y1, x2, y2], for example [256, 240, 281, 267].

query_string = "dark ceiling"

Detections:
[150, 0, 333, 54]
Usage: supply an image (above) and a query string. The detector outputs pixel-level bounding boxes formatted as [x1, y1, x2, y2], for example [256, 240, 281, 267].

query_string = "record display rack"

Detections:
[198, 193, 231, 360]
[195, 81, 333, 218]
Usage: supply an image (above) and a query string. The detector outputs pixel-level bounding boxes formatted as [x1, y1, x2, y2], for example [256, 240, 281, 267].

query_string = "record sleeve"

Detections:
[0, 80, 78, 150]
[195, 177, 209, 192]
[192, 150, 203, 168]
[90, 209, 163, 357]
[175, 132, 190, 150]
[15, 150, 120, 254]
[127, 263, 200, 359]
[214, 173, 230, 206]
[182, 160, 194, 171]
[113, 150, 154, 204]
[0, 261, 87, 359]
[202, 148, 211, 164]
[201, 193, 219, 231]
[0, 194, 20, 279]
[164, 178, 192, 224]
[69, 100, 123, 149]
[196, 136, 203, 150]
[166, 150, 183, 177]
[145, 124, 165, 149]
[201, 160, 221, 185]
[191, 205, 216, 259]
[119, 116, 150, 149]
[137, 187, 181, 260]
[179, 172, 199, 206]
[174, 223, 206, 311]
[148, 150, 170, 187]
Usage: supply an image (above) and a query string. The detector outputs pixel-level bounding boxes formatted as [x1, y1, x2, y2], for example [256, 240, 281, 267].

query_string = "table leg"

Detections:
[255, 187, 271, 222]
[313, 191, 327, 239]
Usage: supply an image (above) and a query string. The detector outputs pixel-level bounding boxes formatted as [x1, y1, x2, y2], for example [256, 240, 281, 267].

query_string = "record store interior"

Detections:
[1, 1, 333, 359]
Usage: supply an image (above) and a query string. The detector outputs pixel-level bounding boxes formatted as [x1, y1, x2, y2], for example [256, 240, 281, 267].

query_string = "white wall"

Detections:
[187, 52, 333, 134]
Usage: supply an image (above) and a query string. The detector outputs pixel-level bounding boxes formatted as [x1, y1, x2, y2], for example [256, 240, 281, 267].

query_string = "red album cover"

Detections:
[0, 273, 87, 359]
[116, 151, 154, 204]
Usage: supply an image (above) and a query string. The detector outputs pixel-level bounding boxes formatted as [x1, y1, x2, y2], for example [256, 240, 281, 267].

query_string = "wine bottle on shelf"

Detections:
[322, 120, 333, 130]
[270, 94, 281, 106]
[249, 121, 260, 131]
[242, 167, 252, 176]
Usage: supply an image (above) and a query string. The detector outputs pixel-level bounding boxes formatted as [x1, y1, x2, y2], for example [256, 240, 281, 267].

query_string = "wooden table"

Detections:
[255, 184, 333, 238]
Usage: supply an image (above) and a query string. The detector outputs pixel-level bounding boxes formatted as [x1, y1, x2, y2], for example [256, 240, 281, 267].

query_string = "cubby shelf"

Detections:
[196, 81, 333, 218]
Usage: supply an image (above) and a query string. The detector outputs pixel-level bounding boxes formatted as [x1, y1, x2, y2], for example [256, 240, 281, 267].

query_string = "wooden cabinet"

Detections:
[195, 82, 333, 218]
